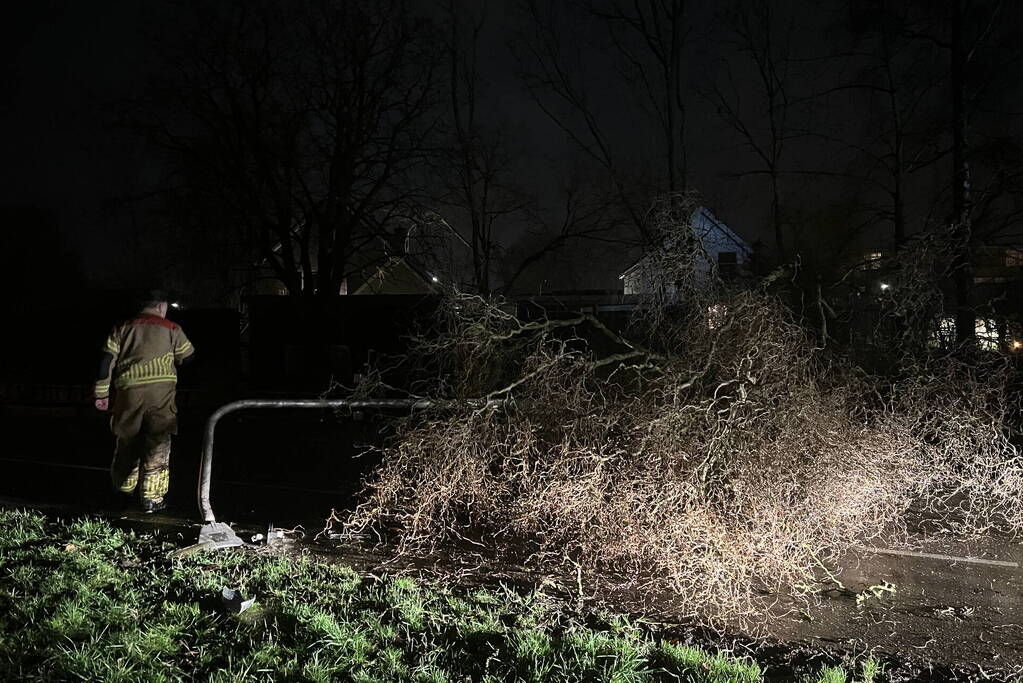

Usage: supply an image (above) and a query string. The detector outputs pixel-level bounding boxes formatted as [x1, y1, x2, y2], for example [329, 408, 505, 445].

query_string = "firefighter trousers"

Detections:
[109, 382, 178, 505]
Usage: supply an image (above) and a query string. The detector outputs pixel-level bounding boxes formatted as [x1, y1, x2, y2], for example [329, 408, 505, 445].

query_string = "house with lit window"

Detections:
[851, 244, 1023, 351]
[954, 245, 1023, 350]
[619, 207, 752, 296]
[234, 215, 466, 303]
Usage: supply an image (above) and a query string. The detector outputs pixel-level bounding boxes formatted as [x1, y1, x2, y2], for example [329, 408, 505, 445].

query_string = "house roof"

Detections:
[694, 207, 751, 256]
[352, 256, 441, 295]
[620, 207, 750, 277]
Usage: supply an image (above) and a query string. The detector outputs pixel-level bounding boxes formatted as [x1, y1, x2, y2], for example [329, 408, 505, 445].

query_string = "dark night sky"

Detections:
[2, 2, 163, 284]
[0, 1, 766, 288]
[3, 1, 1020, 297]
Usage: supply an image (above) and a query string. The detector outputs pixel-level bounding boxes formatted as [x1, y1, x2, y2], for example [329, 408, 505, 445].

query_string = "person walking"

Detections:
[94, 290, 194, 513]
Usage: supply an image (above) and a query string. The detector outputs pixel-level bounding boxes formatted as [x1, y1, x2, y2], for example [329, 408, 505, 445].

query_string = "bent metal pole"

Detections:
[197, 398, 435, 523]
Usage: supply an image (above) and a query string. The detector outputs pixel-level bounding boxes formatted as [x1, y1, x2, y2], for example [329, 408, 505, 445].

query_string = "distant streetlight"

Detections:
[879, 283, 891, 291]
[171, 302, 182, 309]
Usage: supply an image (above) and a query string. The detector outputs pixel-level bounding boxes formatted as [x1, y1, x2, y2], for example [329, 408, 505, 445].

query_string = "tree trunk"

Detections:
[771, 172, 785, 259]
[950, 0, 973, 346]
[890, 89, 905, 247]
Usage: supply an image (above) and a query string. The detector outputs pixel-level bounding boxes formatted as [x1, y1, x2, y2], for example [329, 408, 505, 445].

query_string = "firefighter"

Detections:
[93, 290, 194, 513]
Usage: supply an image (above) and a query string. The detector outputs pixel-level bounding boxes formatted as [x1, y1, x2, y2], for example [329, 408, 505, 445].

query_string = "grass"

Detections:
[0, 508, 884, 682]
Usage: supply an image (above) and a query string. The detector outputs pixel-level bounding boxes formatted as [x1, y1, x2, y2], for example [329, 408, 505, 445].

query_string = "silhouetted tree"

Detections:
[516, 0, 692, 245]
[833, 1, 949, 249]
[437, 0, 530, 296]
[589, 0, 691, 195]
[703, 0, 800, 261]
[130, 0, 440, 298]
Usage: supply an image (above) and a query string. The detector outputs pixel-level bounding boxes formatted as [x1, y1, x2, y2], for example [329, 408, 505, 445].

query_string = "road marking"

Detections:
[854, 545, 1019, 568]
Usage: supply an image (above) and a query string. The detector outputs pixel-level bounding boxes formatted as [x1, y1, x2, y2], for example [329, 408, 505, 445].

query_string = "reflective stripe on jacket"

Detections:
[94, 314, 194, 398]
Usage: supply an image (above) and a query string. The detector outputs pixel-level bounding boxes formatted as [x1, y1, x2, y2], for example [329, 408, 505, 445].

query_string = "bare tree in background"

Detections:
[901, 0, 1015, 344]
[817, 1, 1023, 350]
[589, 0, 691, 195]
[437, 0, 531, 296]
[497, 173, 637, 294]
[947, 0, 975, 344]
[130, 0, 439, 298]
[516, 0, 642, 242]
[703, 0, 799, 261]
[834, 1, 948, 249]
[516, 0, 696, 245]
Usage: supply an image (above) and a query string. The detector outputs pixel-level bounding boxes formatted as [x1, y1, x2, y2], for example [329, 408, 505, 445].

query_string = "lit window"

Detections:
[861, 252, 882, 270]
[975, 319, 1000, 351]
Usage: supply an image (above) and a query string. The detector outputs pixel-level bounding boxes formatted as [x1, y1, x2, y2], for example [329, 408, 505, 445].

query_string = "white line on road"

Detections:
[853, 545, 1019, 568]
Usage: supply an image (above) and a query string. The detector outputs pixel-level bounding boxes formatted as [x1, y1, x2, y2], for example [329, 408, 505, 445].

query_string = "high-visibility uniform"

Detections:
[95, 314, 194, 505]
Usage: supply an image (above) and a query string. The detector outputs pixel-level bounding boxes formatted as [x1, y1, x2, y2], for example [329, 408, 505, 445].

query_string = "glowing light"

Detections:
[879, 283, 890, 291]
[171, 302, 181, 309]
[1012, 340, 1022, 350]
[431, 276, 439, 282]
[706, 304, 727, 330]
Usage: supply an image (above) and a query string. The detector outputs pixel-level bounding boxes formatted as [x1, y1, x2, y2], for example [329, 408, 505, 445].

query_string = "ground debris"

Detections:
[220, 586, 256, 615]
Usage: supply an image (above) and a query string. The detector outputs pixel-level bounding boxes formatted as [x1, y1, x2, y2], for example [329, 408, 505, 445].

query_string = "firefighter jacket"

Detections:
[95, 314, 195, 399]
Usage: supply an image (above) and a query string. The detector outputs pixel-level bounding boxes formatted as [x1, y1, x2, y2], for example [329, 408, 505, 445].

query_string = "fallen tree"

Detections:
[330, 196, 1023, 628]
